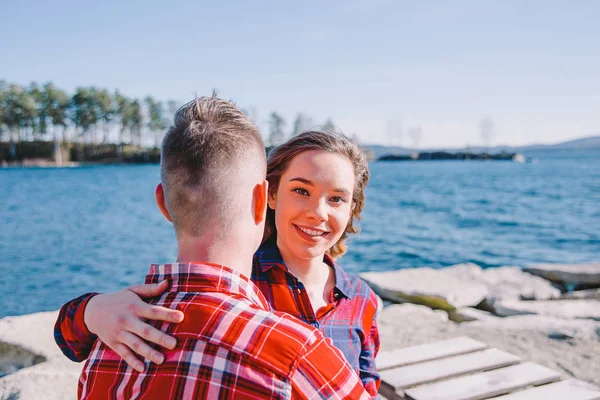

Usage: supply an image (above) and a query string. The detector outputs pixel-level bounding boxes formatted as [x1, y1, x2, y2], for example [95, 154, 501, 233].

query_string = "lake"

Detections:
[1, 150, 599, 318]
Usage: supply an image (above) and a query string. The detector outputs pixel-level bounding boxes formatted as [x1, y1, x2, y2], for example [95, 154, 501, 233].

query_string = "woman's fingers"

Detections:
[127, 316, 178, 350]
[117, 331, 165, 365]
[111, 342, 145, 373]
[128, 280, 169, 298]
[135, 302, 184, 324]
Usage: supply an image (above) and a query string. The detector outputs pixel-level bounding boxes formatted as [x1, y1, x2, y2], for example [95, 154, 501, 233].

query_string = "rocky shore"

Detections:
[1, 262, 599, 399]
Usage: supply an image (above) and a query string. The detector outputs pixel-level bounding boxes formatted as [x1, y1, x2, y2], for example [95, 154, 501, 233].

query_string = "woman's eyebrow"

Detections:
[289, 177, 351, 194]
[289, 177, 313, 186]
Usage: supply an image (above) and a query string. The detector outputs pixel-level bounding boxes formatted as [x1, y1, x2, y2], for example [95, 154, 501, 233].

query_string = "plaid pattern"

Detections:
[77, 263, 369, 399]
[253, 241, 381, 397]
[55, 292, 99, 362]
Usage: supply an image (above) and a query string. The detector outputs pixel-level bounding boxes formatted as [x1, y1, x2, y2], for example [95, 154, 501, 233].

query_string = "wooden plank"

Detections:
[377, 336, 488, 371]
[492, 379, 600, 400]
[404, 362, 561, 400]
[380, 348, 521, 390]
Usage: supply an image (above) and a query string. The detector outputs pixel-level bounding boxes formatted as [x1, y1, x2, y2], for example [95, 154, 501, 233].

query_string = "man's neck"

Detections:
[176, 234, 253, 278]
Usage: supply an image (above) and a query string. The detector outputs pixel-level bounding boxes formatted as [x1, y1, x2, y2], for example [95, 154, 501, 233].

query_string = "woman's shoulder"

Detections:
[333, 264, 379, 305]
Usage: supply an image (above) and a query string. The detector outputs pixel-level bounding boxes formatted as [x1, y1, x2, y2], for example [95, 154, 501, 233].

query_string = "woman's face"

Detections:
[268, 150, 355, 261]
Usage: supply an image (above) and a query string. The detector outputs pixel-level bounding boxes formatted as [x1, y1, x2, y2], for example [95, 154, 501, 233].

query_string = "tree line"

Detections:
[0, 80, 179, 151]
[0, 80, 338, 162]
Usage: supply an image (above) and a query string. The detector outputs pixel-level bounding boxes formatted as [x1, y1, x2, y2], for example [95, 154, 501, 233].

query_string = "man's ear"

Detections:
[155, 183, 172, 222]
[253, 180, 269, 224]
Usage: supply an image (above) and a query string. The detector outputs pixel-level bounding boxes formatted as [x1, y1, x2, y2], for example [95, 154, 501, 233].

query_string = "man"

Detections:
[77, 95, 369, 399]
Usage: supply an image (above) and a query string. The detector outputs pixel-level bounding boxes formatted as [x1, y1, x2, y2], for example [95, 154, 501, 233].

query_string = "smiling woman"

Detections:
[264, 130, 370, 259]
[268, 150, 355, 261]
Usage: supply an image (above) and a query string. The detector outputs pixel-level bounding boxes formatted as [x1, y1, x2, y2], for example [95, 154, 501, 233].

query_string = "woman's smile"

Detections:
[293, 223, 331, 240]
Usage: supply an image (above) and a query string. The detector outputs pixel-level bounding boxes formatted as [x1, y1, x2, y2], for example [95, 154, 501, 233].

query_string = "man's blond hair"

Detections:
[161, 95, 265, 236]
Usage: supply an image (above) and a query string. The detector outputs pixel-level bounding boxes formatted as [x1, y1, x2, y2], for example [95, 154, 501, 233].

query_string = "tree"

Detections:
[166, 100, 179, 121]
[479, 117, 494, 148]
[322, 118, 336, 132]
[71, 87, 99, 146]
[114, 91, 132, 158]
[94, 88, 114, 144]
[145, 96, 168, 148]
[44, 83, 70, 141]
[292, 113, 311, 137]
[29, 82, 47, 141]
[43, 82, 70, 164]
[268, 112, 286, 147]
[129, 99, 142, 148]
[408, 126, 422, 149]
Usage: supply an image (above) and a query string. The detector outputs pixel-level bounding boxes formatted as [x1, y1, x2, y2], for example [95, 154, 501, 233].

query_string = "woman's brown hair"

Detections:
[263, 130, 370, 259]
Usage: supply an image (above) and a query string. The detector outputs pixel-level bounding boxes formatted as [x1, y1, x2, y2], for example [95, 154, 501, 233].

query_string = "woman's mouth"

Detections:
[294, 224, 330, 239]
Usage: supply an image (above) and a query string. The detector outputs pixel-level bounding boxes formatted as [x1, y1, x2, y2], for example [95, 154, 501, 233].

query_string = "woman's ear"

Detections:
[155, 183, 172, 222]
[267, 189, 277, 211]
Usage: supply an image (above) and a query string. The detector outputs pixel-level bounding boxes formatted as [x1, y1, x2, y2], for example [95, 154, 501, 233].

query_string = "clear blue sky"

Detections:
[2, 0, 599, 147]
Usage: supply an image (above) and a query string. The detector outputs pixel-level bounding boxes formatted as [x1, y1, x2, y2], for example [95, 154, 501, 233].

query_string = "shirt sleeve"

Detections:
[359, 291, 382, 397]
[290, 336, 370, 400]
[54, 292, 99, 362]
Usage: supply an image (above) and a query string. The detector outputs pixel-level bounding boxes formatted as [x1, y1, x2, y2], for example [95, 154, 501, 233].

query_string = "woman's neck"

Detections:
[276, 241, 330, 286]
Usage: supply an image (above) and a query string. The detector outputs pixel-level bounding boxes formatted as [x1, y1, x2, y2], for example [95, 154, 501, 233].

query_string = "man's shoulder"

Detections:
[169, 292, 329, 375]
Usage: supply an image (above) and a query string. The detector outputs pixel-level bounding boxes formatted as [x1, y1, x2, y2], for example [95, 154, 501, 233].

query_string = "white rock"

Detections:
[478, 266, 561, 301]
[0, 311, 82, 400]
[361, 264, 489, 309]
[361, 264, 560, 311]
[449, 307, 500, 322]
[465, 314, 600, 342]
[524, 263, 600, 287]
[492, 299, 600, 320]
[558, 288, 600, 300]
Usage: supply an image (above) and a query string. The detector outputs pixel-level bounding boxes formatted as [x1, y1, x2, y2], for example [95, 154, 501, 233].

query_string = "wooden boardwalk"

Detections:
[377, 336, 600, 400]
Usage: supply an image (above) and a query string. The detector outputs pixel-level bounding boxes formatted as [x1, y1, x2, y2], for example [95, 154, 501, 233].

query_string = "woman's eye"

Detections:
[330, 196, 348, 204]
[292, 188, 309, 196]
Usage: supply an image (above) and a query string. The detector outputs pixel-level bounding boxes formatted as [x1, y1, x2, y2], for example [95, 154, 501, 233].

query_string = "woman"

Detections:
[55, 130, 381, 396]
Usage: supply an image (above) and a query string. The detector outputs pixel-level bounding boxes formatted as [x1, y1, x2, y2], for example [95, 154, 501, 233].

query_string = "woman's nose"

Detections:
[306, 198, 328, 221]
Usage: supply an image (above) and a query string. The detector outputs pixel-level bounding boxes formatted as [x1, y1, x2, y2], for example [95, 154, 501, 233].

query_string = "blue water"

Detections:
[1, 150, 599, 318]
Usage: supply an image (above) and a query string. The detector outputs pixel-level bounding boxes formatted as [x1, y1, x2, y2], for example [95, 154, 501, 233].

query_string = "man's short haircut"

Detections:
[161, 94, 265, 237]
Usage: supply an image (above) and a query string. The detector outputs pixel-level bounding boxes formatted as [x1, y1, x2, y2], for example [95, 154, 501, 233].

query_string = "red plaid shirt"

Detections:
[78, 263, 368, 399]
[253, 241, 380, 397]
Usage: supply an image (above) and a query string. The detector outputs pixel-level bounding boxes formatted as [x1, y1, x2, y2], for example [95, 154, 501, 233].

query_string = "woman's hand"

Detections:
[84, 280, 184, 372]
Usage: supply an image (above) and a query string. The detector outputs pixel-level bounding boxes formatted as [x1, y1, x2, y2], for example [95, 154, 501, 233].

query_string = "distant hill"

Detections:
[363, 135, 600, 158]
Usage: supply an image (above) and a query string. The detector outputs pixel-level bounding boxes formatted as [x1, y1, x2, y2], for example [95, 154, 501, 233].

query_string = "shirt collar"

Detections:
[255, 241, 354, 300]
[146, 262, 269, 309]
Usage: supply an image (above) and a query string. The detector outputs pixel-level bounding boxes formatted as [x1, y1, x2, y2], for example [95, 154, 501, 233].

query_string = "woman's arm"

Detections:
[359, 291, 381, 398]
[53, 280, 184, 372]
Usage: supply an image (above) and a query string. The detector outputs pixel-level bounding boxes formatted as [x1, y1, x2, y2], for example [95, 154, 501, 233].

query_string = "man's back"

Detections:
[79, 263, 369, 399]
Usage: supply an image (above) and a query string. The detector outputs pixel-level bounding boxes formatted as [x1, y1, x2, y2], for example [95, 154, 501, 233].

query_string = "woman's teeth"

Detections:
[297, 226, 327, 237]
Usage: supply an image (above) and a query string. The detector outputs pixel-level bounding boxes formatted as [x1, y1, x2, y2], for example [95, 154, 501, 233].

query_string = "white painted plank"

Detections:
[404, 362, 561, 400]
[377, 336, 487, 371]
[381, 348, 521, 390]
[492, 379, 600, 400]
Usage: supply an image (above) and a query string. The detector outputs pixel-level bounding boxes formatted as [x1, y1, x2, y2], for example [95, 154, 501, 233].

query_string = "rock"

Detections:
[465, 315, 600, 342]
[492, 299, 600, 320]
[0, 311, 82, 400]
[477, 266, 561, 301]
[558, 288, 600, 300]
[0, 341, 46, 378]
[361, 264, 560, 311]
[524, 263, 600, 289]
[361, 264, 489, 310]
[448, 307, 499, 322]
[378, 305, 600, 387]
